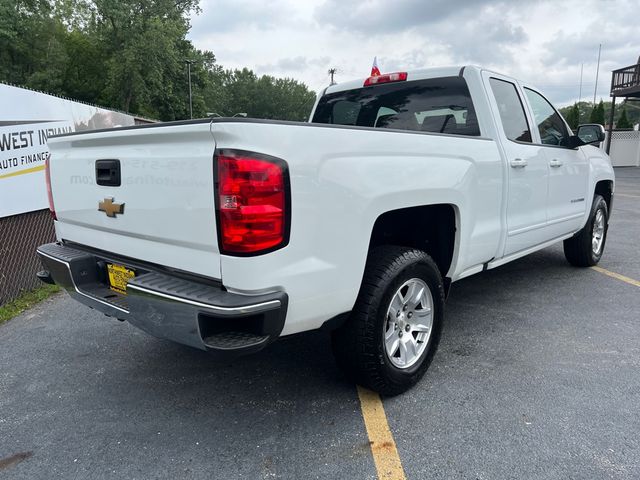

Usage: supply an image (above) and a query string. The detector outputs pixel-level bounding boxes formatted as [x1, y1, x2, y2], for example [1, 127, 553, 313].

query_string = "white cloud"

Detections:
[190, 0, 293, 33]
[188, 0, 640, 106]
[313, 0, 482, 32]
[256, 56, 332, 74]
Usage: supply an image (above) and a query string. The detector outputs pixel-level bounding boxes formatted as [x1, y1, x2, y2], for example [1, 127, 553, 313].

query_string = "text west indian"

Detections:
[0, 124, 72, 171]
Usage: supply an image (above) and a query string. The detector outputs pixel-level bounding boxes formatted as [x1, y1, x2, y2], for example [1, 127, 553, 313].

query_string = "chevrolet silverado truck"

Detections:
[37, 66, 614, 395]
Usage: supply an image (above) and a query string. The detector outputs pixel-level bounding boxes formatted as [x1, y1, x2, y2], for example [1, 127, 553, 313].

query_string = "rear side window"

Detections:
[312, 77, 480, 136]
[489, 78, 532, 143]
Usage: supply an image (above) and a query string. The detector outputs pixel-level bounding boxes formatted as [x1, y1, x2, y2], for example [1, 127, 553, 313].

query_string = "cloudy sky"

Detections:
[189, 0, 639, 107]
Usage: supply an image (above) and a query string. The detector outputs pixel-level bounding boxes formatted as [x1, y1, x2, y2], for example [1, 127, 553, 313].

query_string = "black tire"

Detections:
[331, 246, 445, 396]
[563, 194, 609, 267]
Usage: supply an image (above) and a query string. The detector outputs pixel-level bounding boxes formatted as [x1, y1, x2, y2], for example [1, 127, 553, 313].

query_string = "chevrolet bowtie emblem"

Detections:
[98, 197, 125, 217]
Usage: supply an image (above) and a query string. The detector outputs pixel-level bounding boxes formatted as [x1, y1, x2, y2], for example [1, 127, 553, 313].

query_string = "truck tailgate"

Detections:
[47, 121, 222, 279]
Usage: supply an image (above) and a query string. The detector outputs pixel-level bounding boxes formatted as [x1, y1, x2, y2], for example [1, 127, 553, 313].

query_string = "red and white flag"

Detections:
[370, 57, 381, 77]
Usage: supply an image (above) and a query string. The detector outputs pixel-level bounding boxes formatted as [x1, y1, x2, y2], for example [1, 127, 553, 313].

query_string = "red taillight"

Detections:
[45, 154, 57, 220]
[216, 150, 289, 255]
[363, 72, 408, 86]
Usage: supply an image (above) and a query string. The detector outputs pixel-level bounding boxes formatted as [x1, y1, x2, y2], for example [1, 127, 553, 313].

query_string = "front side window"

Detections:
[312, 77, 480, 136]
[489, 78, 532, 143]
[524, 88, 570, 147]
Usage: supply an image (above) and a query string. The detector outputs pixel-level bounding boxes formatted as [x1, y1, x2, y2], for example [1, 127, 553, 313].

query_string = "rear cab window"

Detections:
[312, 77, 481, 136]
[488, 77, 532, 143]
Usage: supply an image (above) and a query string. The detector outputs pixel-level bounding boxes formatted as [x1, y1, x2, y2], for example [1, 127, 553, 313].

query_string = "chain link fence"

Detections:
[0, 209, 56, 305]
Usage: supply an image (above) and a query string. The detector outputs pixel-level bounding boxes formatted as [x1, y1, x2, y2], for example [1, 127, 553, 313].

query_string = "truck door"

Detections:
[485, 75, 550, 256]
[521, 87, 590, 237]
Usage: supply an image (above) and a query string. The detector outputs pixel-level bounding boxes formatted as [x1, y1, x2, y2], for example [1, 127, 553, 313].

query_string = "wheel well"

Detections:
[595, 180, 613, 211]
[369, 204, 456, 277]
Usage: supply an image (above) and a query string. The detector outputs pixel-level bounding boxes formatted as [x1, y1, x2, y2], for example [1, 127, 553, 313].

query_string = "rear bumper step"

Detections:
[36, 242, 287, 355]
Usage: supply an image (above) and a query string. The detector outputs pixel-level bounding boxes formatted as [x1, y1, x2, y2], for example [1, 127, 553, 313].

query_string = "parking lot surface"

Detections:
[1, 168, 639, 479]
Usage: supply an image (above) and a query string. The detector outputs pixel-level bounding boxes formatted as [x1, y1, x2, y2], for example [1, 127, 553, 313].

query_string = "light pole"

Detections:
[593, 44, 601, 106]
[184, 60, 195, 119]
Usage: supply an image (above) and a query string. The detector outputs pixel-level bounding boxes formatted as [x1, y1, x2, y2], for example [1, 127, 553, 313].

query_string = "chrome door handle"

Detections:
[549, 158, 563, 168]
[510, 158, 528, 168]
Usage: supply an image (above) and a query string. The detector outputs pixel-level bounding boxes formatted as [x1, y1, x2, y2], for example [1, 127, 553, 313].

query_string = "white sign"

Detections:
[0, 84, 139, 218]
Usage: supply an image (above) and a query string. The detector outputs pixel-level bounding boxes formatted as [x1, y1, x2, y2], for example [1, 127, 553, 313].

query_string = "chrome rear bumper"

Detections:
[36, 242, 287, 355]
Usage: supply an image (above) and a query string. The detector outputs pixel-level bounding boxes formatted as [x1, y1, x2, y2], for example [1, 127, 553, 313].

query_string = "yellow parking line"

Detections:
[591, 266, 640, 288]
[357, 386, 406, 480]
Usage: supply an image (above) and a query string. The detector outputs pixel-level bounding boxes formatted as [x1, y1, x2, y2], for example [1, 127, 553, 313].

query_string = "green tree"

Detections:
[589, 100, 605, 125]
[201, 68, 316, 121]
[566, 103, 580, 130]
[0, 1, 70, 91]
[0, 0, 206, 120]
[616, 107, 632, 129]
[0, 0, 318, 122]
[560, 100, 640, 128]
[91, 0, 201, 117]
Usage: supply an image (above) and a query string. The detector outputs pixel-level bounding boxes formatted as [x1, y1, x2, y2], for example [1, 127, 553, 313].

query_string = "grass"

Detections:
[0, 284, 61, 325]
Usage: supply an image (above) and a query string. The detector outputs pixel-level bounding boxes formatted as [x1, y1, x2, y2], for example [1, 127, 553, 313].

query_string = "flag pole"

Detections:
[593, 44, 601, 106]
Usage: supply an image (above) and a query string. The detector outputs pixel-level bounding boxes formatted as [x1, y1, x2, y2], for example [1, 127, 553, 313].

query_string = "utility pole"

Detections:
[579, 62, 584, 123]
[328, 68, 337, 86]
[593, 44, 601, 106]
[184, 60, 195, 119]
[578, 63, 583, 103]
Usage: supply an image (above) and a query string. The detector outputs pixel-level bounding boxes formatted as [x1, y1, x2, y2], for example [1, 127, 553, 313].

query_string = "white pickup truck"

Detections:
[37, 66, 614, 395]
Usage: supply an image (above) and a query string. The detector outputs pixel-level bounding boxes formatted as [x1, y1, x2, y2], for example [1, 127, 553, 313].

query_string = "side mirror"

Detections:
[566, 135, 585, 149]
[576, 124, 606, 145]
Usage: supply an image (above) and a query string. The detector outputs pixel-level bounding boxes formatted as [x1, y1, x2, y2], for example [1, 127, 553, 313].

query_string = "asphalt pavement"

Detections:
[1, 168, 639, 480]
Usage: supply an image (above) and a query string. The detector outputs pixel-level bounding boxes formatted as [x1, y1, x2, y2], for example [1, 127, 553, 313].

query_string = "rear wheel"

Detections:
[331, 246, 445, 396]
[563, 194, 609, 267]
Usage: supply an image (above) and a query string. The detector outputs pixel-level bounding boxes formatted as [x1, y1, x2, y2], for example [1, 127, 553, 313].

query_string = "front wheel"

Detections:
[563, 194, 609, 267]
[331, 246, 445, 396]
